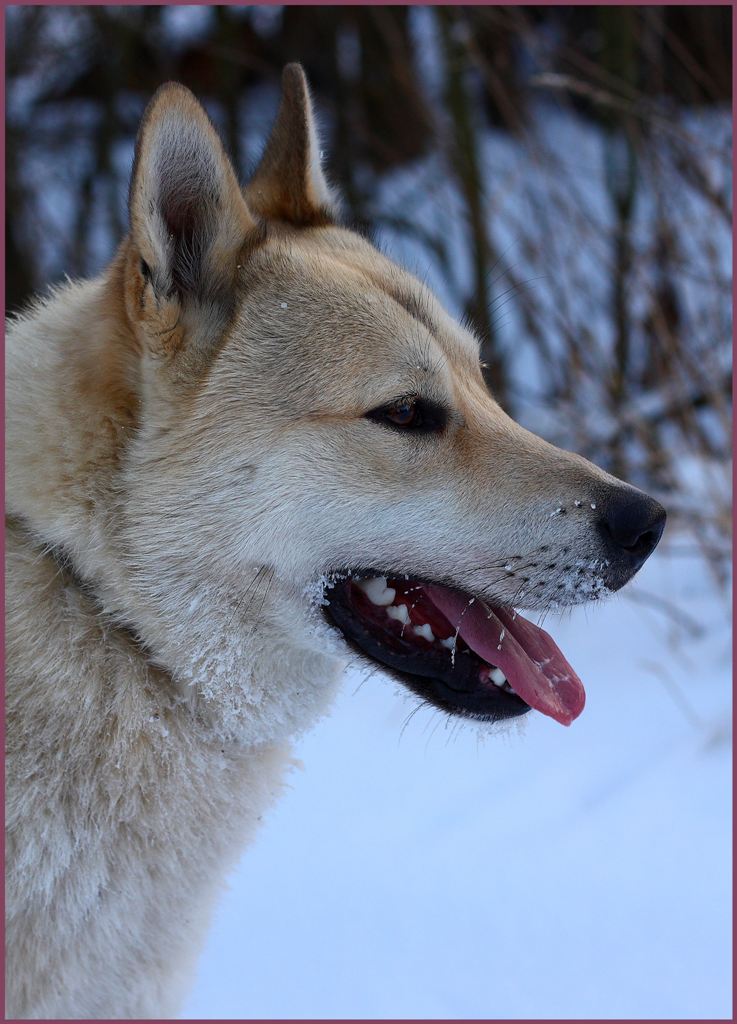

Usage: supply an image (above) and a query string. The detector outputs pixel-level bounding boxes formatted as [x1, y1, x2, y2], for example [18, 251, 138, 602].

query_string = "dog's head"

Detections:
[121, 66, 665, 731]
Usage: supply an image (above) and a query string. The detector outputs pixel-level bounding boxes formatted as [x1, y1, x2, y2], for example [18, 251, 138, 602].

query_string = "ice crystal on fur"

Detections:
[304, 571, 349, 609]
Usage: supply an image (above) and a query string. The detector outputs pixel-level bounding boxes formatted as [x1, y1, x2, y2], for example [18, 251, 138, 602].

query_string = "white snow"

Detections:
[182, 535, 731, 1019]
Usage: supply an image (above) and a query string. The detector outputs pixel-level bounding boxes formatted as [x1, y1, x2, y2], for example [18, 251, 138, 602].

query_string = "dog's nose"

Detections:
[599, 490, 667, 570]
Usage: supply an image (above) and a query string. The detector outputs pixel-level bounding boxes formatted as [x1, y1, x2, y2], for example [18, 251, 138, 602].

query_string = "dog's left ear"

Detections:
[126, 82, 258, 365]
[245, 63, 338, 226]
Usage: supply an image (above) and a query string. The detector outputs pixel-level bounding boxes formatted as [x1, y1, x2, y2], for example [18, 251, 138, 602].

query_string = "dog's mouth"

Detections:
[323, 574, 585, 726]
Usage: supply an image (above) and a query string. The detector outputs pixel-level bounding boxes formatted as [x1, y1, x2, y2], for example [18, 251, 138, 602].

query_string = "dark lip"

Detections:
[322, 569, 531, 724]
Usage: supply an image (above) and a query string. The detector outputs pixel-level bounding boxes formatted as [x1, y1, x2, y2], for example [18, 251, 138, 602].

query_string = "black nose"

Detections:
[600, 490, 667, 570]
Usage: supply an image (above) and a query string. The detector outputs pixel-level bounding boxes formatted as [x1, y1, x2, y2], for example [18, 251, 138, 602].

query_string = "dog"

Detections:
[5, 64, 666, 1018]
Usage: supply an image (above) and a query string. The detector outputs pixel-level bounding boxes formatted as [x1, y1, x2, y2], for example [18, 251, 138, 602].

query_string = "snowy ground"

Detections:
[182, 533, 731, 1020]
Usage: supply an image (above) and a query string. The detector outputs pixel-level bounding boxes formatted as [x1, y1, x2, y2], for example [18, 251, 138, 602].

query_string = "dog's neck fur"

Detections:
[6, 257, 344, 748]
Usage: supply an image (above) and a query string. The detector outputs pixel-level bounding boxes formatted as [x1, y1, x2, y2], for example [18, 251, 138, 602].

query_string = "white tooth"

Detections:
[359, 577, 396, 606]
[490, 667, 506, 686]
[386, 603, 410, 625]
[413, 623, 435, 642]
[440, 636, 456, 650]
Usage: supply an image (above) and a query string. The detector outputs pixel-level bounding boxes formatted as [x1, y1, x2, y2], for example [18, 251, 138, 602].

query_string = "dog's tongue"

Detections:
[426, 586, 585, 726]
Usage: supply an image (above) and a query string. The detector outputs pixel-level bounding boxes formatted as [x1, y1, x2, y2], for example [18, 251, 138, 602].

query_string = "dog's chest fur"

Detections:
[5, 517, 295, 1018]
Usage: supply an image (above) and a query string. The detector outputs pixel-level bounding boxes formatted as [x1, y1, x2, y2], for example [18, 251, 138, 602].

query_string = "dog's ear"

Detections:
[245, 63, 337, 226]
[126, 82, 258, 362]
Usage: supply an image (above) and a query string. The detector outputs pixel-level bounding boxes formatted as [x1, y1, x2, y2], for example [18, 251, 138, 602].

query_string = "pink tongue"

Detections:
[426, 586, 585, 726]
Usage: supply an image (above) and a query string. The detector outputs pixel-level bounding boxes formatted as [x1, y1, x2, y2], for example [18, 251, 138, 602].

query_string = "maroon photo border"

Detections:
[0, 2, 733, 1022]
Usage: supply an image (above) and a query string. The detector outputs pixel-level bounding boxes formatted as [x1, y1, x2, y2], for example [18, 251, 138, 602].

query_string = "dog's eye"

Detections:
[385, 398, 417, 427]
[366, 396, 446, 433]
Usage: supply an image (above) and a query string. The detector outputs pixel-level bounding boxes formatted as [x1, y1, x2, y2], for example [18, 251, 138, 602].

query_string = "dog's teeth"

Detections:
[358, 577, 396, 606]
[490, 667, 507, 686]
[386, 603, 410, 625]
[413, 623, 434, 642]
[440, 636, 456, 650]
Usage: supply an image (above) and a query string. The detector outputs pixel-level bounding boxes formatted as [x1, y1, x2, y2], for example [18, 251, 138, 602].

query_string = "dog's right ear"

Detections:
[245, 64, 338, 226]
[126, 83, 258, 362]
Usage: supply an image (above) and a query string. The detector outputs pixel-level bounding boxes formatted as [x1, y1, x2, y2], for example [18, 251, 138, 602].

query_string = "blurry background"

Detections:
[6, 6, 732, 1019]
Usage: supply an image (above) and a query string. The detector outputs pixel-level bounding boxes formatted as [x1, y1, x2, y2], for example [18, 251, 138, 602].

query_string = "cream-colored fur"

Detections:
[6, 65, 651, 1019]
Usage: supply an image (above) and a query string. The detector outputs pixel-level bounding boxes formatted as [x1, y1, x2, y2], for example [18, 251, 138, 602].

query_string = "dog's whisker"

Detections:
[398, 700, 430, 744]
